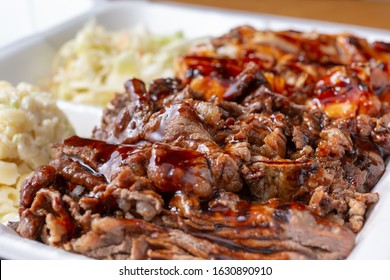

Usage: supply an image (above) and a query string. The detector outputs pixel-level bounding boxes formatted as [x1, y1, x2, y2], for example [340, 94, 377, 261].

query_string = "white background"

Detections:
[0, 0, 94, 48]
[2, 260, 390, 280]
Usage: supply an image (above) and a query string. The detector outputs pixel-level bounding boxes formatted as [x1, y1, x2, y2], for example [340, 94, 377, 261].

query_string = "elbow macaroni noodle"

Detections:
[0, 81, 74, 222]
[0, 186, 19, 222]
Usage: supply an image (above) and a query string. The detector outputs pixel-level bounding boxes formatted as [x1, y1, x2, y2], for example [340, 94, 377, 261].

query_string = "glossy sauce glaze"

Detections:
[148, 143, 214, 197]
[15, 27, 390, 260]
[63, 136, 147, 182]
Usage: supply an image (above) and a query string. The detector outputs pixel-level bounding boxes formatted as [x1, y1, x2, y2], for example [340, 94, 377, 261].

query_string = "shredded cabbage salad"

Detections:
[50, 21, 199, 106]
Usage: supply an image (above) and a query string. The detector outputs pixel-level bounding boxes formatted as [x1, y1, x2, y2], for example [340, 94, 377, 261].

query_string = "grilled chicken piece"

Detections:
[178, 26, 390, 117]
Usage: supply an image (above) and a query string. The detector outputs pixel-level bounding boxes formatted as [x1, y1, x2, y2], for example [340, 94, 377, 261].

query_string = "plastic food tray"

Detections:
[0, 0, 389, 260]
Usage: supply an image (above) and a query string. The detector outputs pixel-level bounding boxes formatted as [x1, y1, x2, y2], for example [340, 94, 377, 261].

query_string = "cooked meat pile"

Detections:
[14, 27, 390, 260]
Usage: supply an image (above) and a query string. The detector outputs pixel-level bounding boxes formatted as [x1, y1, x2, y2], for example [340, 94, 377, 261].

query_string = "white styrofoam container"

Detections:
[0, 0, 389, 260]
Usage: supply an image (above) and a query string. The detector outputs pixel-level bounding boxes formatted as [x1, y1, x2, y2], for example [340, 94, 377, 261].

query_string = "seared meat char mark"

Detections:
[149, 78, 185, 110]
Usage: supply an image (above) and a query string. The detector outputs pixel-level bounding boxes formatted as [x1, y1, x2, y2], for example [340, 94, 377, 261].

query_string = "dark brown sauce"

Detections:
[153, 146, 200, 167]
[315, 71, 354, 104]
[124, 78, 149, 102]
[183, 55, 243, 80]
[203, 200, 305, 227]
[149, 144, 206, 193]
[149, 78, 184, 102]
[65, 136, 145, 182]
[64, 136, 118, 163]
[223, 64, 267, 101]
[145, 102, 209, 143]
[252, 159, 313, 165]
[370, 63, 390, 96]
[191, 232, 277, 255]
[183, 201, 308, 255]
[372, 41, 390, 53]
[98, 146, 145, 182]
[145, 106, 179, 142]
